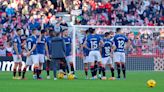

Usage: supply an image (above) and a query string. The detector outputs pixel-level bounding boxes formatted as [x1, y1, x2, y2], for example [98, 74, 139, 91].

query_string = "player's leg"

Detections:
[46, 59, 51, 79]
[22, 56, 31, 79]
[18, 62, 22, 79]
[52, 58, 59, 80]
[83, 56, 89, 79]
[98, 61, 102, 78]
[94, 61, 98, 77]
[96, 51, 103, 79]
[12, 55, 19, 79]
[38, 54, 45, 77]
[13, 63, 18, 79]
[107, 57, 115, 80]
[68, 56, 75, 74]
[60, 60, 69, 74]
[114, 52, 121, 79]
[101, 57, 107, 80]
[121, 53, 126, 79]
[84, 63, 88, 78]
[89, 51, 96, 79]
[61, 58, 68, 78]
[32, 55, 41, 79]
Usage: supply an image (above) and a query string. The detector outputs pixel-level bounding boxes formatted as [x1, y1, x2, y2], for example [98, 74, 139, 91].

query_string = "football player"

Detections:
[101, 32, 115, 80]
[62, 29, 75, 77]
[22, 29, 41, 80]
[113, 28, 130, 79]
[45, 29, 53, 79]
[12, 28, 23, 79]
[84, 28, 104, 79]
[36, 29, 49, 78]
[81, 29, 90, 79]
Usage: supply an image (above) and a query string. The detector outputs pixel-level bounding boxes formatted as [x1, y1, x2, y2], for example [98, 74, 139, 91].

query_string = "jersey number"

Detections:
[91, 41, 98, 50]
[118, 40, 124, 48]
[105, 47, 110, 56]
[27, 42, 32, 50]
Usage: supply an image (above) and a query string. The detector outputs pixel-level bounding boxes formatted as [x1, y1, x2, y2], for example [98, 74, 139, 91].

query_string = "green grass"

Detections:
[0, 71, 164, 92]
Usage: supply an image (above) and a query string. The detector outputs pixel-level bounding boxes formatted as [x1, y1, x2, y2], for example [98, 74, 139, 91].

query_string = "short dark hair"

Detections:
[32, 28, 37, 32]
[85, 29, 89, 34]
[49, 29, 54, 37]
[16, 28, 21, 32]
[104, 32, 110, 37]
[41, 29, 45, 34]
[116, 28, 121, 33]
[88, 28, 95, 34]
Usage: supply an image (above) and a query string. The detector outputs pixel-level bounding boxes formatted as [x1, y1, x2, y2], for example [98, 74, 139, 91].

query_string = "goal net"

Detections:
[71, 25, 164, 71]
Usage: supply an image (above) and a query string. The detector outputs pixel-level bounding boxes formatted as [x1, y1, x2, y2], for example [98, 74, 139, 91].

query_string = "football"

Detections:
[57, 73, 64, 79]
[147, 79, 156, 88]
[68, 74, 74, 80]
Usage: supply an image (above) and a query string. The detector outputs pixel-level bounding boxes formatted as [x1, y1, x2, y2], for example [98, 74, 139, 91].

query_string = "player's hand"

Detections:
[26, 52, 31, 57]
[17, 54, 20, 59]
[110, 54, 113, 58]
[47, 54, 50, 59]
[79, 53, 84, 59]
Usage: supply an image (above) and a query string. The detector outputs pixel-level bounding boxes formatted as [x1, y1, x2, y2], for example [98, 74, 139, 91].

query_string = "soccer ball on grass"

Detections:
[147, 79, 156, 88]
[68, 74, 74, 80]
[57, 73, 64, 79]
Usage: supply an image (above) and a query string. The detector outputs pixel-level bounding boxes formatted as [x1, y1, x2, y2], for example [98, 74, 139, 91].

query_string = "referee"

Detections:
[50, 31, 67, 80]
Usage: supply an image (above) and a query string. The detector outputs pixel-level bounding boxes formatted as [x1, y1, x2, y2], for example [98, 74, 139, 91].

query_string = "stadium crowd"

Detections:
[0, 0, 164, 56]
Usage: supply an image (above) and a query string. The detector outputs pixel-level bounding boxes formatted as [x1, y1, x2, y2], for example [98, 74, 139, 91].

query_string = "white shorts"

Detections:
[66, 56, 72, 63]
[102, 57, 112, 65]
[38, 54, 45, 63]
[13, 55, 22, 63]
[26, 55, 39, 65]
[89, 51, 102, 63]
[113, 52, 126, 63]
[83, 56, 90, 63]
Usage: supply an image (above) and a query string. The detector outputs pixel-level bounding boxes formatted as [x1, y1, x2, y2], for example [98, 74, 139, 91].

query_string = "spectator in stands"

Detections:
[0, 40, 6, 56]
[0, 0, 163, 57]
[6, 41, 13, 57]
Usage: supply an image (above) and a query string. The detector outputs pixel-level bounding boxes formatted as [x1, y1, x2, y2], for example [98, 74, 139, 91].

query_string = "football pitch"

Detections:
[0, 71, 163, 92]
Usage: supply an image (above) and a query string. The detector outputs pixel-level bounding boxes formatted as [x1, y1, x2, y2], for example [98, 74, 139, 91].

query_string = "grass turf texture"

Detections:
[0, 71, 164, 92]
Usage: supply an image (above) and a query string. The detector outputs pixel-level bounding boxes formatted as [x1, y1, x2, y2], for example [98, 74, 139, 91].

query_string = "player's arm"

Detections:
[13, 39, 19, 56]
[45, 42, 49, 58]
[83, 40, 91, 50]
[27, 39, 37, 56]
[21, 40, 26, 47]
[62, 39, 66, 55]
[125, 39, 131, 49]
[28, 44, 36, 54]
[100, 39, 104, 47]
[110, 45, 115, 57]
[37, 33, 42, 43]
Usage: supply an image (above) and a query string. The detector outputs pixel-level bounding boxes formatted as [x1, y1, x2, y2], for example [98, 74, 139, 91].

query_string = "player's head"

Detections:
[109, 31, 114, 38]
[85, 29, 90, 35]
[32, 28, 37, 35]
[88, 28, 95, 34]
[116, 28, 122, 34]
[63, 28, 68, 36]
[16, 28, 21, 36]
[41, 29, 46, 35]
[49, 29, 54, 37]
[104, 32, 110, 38]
